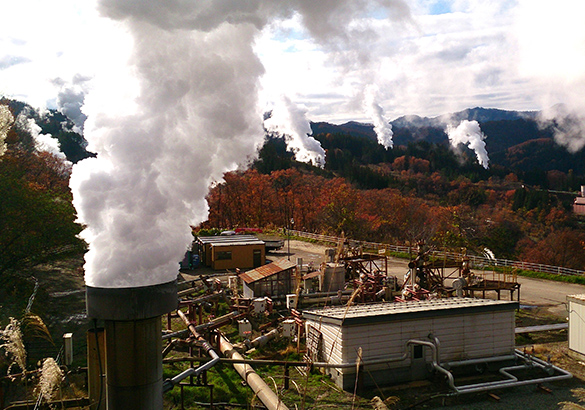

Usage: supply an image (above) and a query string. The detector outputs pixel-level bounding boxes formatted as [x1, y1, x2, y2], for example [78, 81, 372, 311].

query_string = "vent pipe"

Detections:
[86, 280, 177, 410]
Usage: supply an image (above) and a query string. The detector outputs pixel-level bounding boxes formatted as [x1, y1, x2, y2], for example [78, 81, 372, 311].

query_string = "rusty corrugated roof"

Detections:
[239, 258, 296, 284]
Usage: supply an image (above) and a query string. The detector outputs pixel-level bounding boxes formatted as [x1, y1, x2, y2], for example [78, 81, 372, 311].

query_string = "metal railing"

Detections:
[288, 229, 585, 278]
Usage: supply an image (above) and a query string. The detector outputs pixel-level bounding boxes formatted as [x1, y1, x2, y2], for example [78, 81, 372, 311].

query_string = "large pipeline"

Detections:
[219, 334, 289, 410]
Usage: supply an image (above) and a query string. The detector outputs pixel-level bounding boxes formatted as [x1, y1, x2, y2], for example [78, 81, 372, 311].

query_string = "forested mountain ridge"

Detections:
[310, 107, 584, 176]
[2, 98, 94, 163]
[2, 97, 585, 273]
[231, 107, 585, 269]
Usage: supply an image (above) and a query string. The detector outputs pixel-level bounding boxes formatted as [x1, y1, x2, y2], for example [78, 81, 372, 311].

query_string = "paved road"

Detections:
[281, 239, 585, 320]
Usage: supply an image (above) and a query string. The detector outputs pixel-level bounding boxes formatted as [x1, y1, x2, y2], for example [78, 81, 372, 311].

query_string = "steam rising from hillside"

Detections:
[446, 120, 489, 169]
[539, 105, 585, 154]
[264, 97, 325, 167]
[71, 0, 410, 287]
[19, 115, 68, 161]
[0, 105, 14, 156]
[364, 86, 393, 149]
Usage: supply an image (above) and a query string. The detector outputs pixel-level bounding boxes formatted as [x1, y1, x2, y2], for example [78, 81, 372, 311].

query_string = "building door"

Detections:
[410, 344, 430, 381]
[253, 249, 262, 268]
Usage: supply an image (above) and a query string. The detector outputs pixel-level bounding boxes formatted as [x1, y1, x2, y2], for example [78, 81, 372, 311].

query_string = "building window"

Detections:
[216, 251, 232, 260]
[413, 345, 423, 359]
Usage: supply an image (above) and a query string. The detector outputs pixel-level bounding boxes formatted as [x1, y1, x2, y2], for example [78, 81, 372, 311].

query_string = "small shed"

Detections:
[239, 258, 297, 299]
[568, 294, 585, 360]
[196, 235, 265, 271]
[303, 298, 518, 390]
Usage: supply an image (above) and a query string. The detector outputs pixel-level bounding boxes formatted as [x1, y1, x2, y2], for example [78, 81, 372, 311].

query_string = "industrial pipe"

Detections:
[162, 310, 240, 341]
[219, 334, 289, 410]
[163, 309, 222, 393]
[162, 347, 220, 393]
[86, 280, 178, 410]
[246, 328, 280, 349]
[444, 349, 572, 396]
[401, 337, 572, 396]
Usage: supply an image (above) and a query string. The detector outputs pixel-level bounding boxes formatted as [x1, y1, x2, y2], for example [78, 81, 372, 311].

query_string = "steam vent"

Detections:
[86, 280, 178, 410]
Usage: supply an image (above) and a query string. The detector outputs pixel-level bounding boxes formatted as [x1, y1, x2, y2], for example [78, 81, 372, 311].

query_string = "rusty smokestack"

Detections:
[86, 280, 177, 410]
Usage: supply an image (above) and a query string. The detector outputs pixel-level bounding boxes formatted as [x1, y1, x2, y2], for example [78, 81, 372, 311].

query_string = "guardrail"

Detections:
[288, 229, 585, 278]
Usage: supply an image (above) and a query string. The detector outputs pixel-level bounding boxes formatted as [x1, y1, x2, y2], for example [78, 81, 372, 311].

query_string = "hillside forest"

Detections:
[2, 97, 585, 304]
[205, 117, 585, 270]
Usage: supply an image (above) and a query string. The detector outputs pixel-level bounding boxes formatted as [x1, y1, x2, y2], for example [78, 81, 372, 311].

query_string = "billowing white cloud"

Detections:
[71, 1, 413, 287]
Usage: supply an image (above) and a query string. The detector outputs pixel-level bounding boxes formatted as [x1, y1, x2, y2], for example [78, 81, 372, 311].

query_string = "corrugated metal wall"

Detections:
[568, 295, 585, 359]
[306, 307, 515, 388]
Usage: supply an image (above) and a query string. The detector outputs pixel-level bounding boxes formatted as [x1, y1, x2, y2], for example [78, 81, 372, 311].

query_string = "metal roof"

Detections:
[303, 298, 518, 326]
[239, 258, 296, 284]
[567, 294, 585, 303]
[197, 235, 265, 247]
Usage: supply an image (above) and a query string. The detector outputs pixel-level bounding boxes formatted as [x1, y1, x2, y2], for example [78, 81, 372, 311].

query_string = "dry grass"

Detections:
[0, 317, 27, 379]
[37, 357, 64, 403]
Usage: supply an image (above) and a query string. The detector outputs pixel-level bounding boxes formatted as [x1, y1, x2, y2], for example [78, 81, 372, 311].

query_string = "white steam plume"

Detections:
[264, 96, 325, 167]
[72, 18, 266, 288]
[52, 74, 91, 133]
[364, 85, 393, 149]
[446, 120, 489, 169]
[17, 113, 68, 162]
[71, 1, 410, 288]
[515, 0, 585, 154]
[0, 105, 14, 156]
[539, 105, 585, 154]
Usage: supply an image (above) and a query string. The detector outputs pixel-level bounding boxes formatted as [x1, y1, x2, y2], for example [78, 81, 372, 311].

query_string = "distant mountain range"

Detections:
[311, 107, 540, 145]
[5, 97, 585, 176]
[311, 107, 585, 175]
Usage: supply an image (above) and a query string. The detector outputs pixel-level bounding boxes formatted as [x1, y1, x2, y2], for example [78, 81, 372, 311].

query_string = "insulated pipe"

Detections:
[406, 336, 573, 396]
[219, 334, 289, 410]
[445, 350, 572, 396]
[162, 310, 240, 341]
[443, 354, 517, 369]
[163, 309, 222, 393]
[247, 328, 280, 349]
[162, 348, 220, 393]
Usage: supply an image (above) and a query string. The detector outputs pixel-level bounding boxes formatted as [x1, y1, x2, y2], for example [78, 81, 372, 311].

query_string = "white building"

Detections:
[568, 294, 585, 360]
[303, 298, 518, 390]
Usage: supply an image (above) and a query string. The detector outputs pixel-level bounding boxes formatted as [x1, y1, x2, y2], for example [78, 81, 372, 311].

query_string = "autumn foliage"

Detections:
[204, 164, 584, 270]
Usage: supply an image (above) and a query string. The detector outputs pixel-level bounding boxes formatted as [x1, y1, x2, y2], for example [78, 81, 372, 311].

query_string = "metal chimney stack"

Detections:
[86, 280, 177, 410]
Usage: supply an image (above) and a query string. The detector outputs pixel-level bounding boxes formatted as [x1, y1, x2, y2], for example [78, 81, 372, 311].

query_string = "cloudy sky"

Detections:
[2, 0, 584, 124]
[3, 0, 584, 287]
